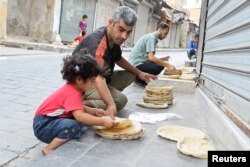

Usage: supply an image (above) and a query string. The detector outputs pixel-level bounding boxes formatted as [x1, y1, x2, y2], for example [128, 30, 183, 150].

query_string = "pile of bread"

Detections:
[94, 117, 144, 140]
[136, 86, 173, 109]
[162, 67, 198, 80]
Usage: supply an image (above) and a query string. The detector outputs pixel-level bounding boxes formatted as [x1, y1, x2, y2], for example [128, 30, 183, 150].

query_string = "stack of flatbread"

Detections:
[136, 86, 173, 109]
[94, 117, 145, 140]
[157, 125, 215, 158]
[162, 67, 198, 80]
[163, 69, 182, 79]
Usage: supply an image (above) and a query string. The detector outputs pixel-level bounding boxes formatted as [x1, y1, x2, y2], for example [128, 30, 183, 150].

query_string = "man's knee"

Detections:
[115, 93, 128, 111]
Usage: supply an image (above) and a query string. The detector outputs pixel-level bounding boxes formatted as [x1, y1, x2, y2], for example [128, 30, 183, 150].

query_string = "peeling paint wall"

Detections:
[6, 0, 58, 43]
[29, 0, 55, 42]
[7, 0, 31, 36]
[95, 0, 120, 29]
[0, 0, 7, 40]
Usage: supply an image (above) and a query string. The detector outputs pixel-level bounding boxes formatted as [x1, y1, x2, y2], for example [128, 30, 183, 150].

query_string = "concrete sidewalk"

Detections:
[28, 84, 207, 167]
[0, 46, 209, 167]
[0, 36, 186, 54]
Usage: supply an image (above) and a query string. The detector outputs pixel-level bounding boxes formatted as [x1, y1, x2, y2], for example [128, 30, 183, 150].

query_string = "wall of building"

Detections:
[133, 1, 152, 44]
[6, 0, 59, 43]
[4, 0, 182, 47]
[29, 0, 56, 42]
[59, 0, 96, 42]
[7, 0, 32, 36]
[95, 0, 120, 29]
[0, 0, 7, 40]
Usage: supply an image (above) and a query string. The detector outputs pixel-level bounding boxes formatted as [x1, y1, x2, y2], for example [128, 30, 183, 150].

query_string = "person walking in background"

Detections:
[128, 22, 176, 86]
[73, 6, 156, 117]
[79, 14, 88, 33]
[33, 53, 117, 155]
[187, 34, 199, 59]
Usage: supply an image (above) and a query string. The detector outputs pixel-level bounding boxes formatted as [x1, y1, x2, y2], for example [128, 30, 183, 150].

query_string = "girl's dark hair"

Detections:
[61, 52, 102, 83]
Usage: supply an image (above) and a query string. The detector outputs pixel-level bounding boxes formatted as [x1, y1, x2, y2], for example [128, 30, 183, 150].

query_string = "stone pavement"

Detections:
[0, 46, 66, 166]
[28, 88, 208, 167]
[0, 46, 208, 167]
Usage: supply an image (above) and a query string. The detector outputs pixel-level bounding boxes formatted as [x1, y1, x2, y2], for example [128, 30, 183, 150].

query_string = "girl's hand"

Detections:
[101, 116, 117, 128]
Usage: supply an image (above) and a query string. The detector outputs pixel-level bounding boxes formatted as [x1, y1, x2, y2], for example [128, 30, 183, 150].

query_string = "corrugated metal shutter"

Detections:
[196, 0, 207, 73]
[59, 0, 95, 42]
[198, 0, 250, 136]
[123, 1, 137, 47]
[133, 4, 150, 43]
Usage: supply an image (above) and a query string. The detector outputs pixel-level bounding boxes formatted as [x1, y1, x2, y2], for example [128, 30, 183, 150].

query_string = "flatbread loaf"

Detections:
[164, 69, 182, 75]
[179, 73, 198, 80]
[161, 74, 181, 79]
[137, 86, 173, 109]
[157, 125, 206, 142]
[94, 117, 132, 130]
[96, 120, 145, 140]
[136, 101, 168, 109]
[176, 67, 195, 74]
[177, 137, 215, 158]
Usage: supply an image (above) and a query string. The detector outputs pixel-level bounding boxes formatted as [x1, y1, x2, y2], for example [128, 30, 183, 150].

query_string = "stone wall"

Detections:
[29, 0, 55, 43]
[0, 0, 7, 40]
[95, 0, 120, 29]
[7, 0, 31, 36]
[6, 0, 57, 43]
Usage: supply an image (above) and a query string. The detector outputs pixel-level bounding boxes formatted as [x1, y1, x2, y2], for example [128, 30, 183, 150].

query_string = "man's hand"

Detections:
[166, 64, 176, 71]
[95, 108, 106, 117]
[161, 56, 171, 61]
[105, 105, 117, 118]
[137, 71, 157, 83]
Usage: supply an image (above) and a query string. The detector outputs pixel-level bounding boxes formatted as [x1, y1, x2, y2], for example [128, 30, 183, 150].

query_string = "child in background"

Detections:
[187, 34, 199, 59]
[79, 14, 88, 33]
[33, 52, 116, 155]
[74, 31, 86, 44]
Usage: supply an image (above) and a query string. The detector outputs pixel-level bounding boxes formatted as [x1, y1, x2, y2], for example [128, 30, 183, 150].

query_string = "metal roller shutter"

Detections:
[59, 0, 95, 42]
[198, 0, 250, 136]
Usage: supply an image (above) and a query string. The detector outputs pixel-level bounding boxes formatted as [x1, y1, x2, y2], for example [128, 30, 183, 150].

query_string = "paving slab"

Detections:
[0, 131, 39, 153]
[30, 84, 208, 167]
[0, 149, 18, 166]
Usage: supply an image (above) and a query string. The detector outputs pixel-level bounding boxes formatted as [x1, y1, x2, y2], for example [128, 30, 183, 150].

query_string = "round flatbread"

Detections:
[176, 67, 195, 74]
[136, 101, 168, 109]
[164, 69, 182, 75]
[93, 117, 132, 130]
[161, 74, 181, 79]
[177, 137, 215, 159]
[179, 74, 198, 80]
[96, 120, 145, 140]
[157, 125, 206, 141]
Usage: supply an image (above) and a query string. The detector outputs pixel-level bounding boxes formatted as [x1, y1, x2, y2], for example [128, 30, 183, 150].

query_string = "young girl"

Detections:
[33, 53, 116, 155]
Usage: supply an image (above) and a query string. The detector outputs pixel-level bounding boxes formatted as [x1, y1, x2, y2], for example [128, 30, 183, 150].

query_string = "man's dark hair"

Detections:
[194, 34, 199, 38]
[157, 22, 169, 30]
[82, 15, 88, 19]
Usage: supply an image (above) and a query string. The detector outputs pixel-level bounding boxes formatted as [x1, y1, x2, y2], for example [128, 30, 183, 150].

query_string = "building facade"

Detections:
[0, 0, 200, 48]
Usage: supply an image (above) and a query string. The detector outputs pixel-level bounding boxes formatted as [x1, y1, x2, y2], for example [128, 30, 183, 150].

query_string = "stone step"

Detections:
[148, 78, 196, 93]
